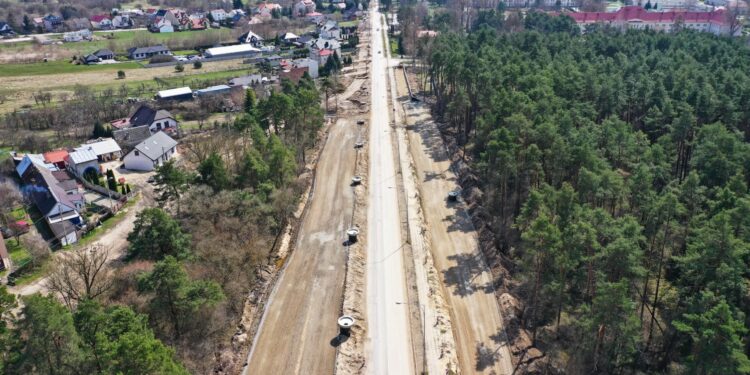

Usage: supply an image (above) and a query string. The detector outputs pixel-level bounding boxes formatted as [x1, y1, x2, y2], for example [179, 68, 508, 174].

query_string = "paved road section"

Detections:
[365, 3, 415, 375]
[243, 116, 357, 374]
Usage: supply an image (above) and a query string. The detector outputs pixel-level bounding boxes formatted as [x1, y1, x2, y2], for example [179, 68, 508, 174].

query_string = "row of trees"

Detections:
[116, 76, 325, 372]
[428, 14, 750, 373]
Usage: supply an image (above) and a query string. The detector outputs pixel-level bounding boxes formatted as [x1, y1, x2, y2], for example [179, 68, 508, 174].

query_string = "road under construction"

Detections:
[242, 1, 515, 374]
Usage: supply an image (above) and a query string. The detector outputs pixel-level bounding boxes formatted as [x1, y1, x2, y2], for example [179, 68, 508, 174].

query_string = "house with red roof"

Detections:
[566, 6, 738, 36]
[43, 149, 69, 169]
[90, 14, 113, 29]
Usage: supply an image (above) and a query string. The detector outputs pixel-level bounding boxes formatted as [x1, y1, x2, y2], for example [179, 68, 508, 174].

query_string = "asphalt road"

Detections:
[365, 3, 415, 374]
[243, 113, 357, 373]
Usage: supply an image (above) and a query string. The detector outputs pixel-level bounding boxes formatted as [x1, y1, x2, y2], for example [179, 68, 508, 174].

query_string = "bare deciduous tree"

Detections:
[46, 244, 113, 309]
[21, 232, 50, 268]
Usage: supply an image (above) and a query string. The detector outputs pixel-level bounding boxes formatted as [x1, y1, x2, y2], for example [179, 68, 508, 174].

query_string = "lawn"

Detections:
[339, 20, 360, 28]
[0, 60, 142, 77]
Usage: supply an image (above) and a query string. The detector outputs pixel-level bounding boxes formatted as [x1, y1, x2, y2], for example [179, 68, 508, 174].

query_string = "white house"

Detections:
[294, 0, 316, 17]
[63, 29, 93, 42]
[78, 138, 122, 161]
[292, 58, 319, 78]
[319, 20, 341, 40]
[210, 9, 228, 22]
[66, 148, 100, 177]
[123, 131, 178, 171]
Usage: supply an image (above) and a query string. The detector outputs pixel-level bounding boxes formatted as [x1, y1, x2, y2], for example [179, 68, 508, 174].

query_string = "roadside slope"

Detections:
[396, 71, 515, 374]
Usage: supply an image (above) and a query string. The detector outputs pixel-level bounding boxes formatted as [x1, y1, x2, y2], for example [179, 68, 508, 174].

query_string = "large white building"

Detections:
[568, 6, 739, 36]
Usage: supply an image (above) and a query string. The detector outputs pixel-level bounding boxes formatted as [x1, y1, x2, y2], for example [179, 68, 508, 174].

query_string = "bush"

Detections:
[149, 54, 174, 64]
[175, 63, 184, 72]
[117, 70, 125, 79]
[193, 61, 202, 69]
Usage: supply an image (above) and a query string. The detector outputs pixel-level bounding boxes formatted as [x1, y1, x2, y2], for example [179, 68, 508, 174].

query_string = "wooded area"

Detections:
[0, 76, 324, 373]
[428, 14, 750, 373]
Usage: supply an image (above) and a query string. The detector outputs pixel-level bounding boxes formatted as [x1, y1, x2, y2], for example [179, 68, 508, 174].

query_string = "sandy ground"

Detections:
[242, 92, 362, 374]
[395, 70, 515, 373]
[364, 6, 415, 374]
[388, 52, 460, 375]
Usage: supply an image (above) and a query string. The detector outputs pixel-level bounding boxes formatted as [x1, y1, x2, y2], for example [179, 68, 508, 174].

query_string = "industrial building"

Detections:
[156, 87, 193, 101]
[203, 44, 261, 59]
[195, 85, 232, 97]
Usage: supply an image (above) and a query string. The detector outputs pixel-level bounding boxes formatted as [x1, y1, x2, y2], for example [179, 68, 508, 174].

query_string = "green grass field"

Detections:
[0, 60, 142, 77]
[0, 28, 234, 57]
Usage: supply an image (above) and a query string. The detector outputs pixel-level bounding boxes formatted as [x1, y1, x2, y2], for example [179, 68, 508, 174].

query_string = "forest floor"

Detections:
[395, 66, 516, 374]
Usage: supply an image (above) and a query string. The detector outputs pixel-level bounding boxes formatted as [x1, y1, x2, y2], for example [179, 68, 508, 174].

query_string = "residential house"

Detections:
[239, 30, 265, 46]
[21, 162, 84, 246]
[66, 148, 100, 178]
[128, 45, 171, 59]
[306, 12, 326, 23]
[43, 149, 70, 169]
[117, 104, 179, 133]
[210, 9, 228, 22]
[151, 17, 174, 32]
[122, 131, 178, 171]
[51, 170, 79, 195]
[291, 57, 319, 78]
[42, 14, 63, 32]
[82, 48, 115, 64]
[63, 29, 93, 42]
[0, 21, 16, 36]
[190, 15, 208, 30]
[78, 138, 122, 162]
[294, 0, 317, 17]
[15, 154, 58, 181]
[113, 126, 153, 150]
[226, 10, 247, 26]
[308, 37, 341, 65]
[255, 2, 281, 20]
[112, 14, 132, 28]
[567, 6, 740, 36]
[282, 32, 300, 44]
[319, 20, 341, 40]
[90, 15, 113, 29]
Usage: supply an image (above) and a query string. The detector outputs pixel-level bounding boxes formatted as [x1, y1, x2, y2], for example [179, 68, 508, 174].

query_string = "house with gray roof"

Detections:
[127, 104, 178, 133]
[21, 162, 85, 246]
[113, 126, 152, 150]
[66, 147, 100, 178]
[122, 131, 178, 171]
[127, 45, 171, 60]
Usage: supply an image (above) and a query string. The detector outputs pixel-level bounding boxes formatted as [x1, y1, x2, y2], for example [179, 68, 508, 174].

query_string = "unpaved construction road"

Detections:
[364, 4, 415, 374]
[242, 77, 366, 375]
[395, 70, 515, 374]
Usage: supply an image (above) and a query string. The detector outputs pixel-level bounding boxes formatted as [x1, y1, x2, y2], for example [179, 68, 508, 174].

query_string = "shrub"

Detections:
[117, 70, 125, 79]
[193, 61, 202, 69]
[149, 55, 174, 64]
[175, 63, 184, 72]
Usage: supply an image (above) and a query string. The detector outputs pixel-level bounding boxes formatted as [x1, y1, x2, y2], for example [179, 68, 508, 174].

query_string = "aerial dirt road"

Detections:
[365, 3, 415, 374]
[395, 71, 515, 373]
[243, 116, 357, 373]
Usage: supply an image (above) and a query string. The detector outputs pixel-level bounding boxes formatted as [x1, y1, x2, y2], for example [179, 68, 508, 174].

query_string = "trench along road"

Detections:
[394, 65, 515, 373]
[242, 95, 361, 373]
